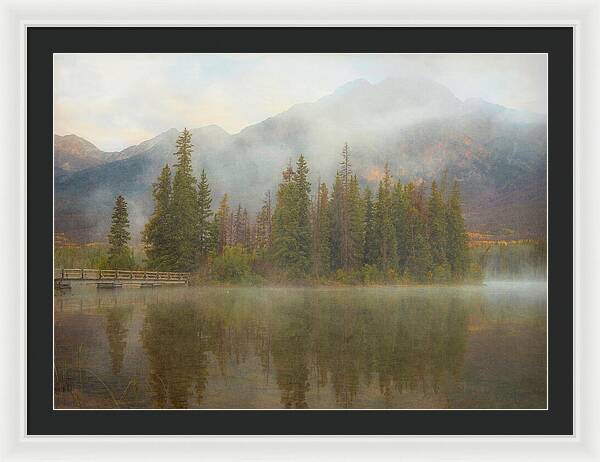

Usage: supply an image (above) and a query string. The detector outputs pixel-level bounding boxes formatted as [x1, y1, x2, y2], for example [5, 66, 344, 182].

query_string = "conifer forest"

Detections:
[111, 130, 474, 285]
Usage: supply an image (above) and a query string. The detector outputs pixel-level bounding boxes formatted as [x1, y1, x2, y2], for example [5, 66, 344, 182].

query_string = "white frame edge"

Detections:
[0, 0, 597, 460]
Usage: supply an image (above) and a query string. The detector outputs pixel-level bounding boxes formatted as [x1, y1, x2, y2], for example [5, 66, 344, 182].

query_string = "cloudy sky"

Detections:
[54, 53, 547, 152]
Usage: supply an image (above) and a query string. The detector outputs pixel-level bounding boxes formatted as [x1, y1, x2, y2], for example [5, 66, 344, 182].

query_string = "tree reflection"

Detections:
[137, 289, 471, 408]
[271, 297, 311, 408]
[141, 302, 209, 408]
[105, 305, 133, 375]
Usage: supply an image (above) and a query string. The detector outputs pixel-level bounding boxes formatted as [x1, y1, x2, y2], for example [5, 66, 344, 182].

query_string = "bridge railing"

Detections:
[55, 268, 190, 282]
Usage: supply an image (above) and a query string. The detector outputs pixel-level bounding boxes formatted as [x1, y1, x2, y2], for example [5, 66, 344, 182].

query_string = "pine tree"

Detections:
[363, 187, 378, 266]
[272, 165, 297, 273]
[339, 143, 352, 269]
[228, 211, 235, 246]
[329, 171, 344, 271]
[242, 208, 250, 250]
[170, 128, 199, 271]
[312, 182, 331, 277]
[215, 194, 230, 255]
[405, 182, 433, 281]
[348, 174, 364, 269]
[272, 155, 312, 278]
[428, 180, 449, 280]
[393, 180, 410, 274]
[255, 191, 273, 251]
[233, 204, 244, 246]
[108, 195, 133, 269]
[446, 181, 469, 279]
[374, 164, 398, 272]
[293, 155, 313, 275]
[196, 169, 213, 264]
[143, 164, 174, 270]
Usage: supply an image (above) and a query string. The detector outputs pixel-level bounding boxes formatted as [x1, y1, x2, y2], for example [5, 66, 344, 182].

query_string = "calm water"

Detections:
[54, 282, 547, 409]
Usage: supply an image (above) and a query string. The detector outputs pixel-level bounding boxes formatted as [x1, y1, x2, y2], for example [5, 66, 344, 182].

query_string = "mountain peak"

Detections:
[54, 133, 101, 154]
[331, 78, 372, 96]
[191, 124, 230, 136]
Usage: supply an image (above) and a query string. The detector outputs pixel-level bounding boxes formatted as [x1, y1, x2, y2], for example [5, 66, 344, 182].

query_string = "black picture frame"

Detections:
[28, 26, 574, 436]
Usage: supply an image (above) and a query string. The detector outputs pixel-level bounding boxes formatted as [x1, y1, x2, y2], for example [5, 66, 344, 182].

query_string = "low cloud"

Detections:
[54, 53, 547, 152]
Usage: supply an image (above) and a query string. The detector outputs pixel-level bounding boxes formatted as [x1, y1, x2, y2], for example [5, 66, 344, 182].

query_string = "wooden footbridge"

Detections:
[54, 268, 190, 289]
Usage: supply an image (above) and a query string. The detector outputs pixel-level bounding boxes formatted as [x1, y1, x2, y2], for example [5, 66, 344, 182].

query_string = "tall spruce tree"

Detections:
[339, 143, 352, 269]
[405, 182, 433, 281]
[272, 165, 298, 273]
[446, 181, 469, 279]
[393, 180, 410, 274]
[374, 164, 398, 272]
[312, 182, 331, 278]
[272, 155, 312, 278]
[255, 191, 273, 251]
[363, 187, 378, 266]
[329, 171, 344, 271]
[242, 208, 250, 250]
[233, 204, 244, 246]
[215, 194, 230, 255]
[170, 128, 198, 271]
[143, 164, 174, 270]
[427, 180, 449, 280]
[348, 174, 365, 269]
[293, 155, 313, 275]
[108, 195, 133, 269]
[196, 169, 213, 264]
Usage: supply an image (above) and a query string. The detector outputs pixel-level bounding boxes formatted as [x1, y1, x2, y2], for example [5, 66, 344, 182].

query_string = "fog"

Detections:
[54, 53, 547, 152]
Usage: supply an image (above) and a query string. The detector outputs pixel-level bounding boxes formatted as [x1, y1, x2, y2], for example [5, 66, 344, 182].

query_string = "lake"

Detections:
[54, 282, 547, 409]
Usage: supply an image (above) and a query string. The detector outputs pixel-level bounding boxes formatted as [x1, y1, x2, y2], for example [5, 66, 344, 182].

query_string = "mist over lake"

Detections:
[54, 281, 546, 409]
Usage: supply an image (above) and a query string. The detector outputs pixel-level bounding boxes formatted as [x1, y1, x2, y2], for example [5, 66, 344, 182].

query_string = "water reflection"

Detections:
[54, 283, 547, 409]
[141, 303, 209, 408]
[105, 305, 133, 375]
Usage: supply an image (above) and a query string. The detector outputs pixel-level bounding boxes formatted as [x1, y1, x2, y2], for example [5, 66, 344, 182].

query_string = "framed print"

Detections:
[24, 25, 573, 435]
[3, 0, 598, 458]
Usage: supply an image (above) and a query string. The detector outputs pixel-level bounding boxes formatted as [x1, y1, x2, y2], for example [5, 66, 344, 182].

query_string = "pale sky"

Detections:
[54, 53, 547, 152]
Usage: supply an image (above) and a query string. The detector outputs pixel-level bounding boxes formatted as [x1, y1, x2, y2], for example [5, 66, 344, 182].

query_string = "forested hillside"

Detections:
[54, 76, 546, 243]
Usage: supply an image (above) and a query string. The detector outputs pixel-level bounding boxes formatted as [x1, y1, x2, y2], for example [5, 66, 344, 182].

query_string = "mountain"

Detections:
[54, 76, 547, 243]
[54, 134, 141, 176]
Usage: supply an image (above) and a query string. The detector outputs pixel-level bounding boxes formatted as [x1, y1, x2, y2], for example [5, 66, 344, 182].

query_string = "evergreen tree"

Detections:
[339, 143, 352, 269]
[107, 195, 133, 269]
[428, 180, 449, 280]
[329, 171, 344, 271]
[446, 181, 469, 279]
[405, 182, 433, 281]
[393, 180, 410, 274]
[228, 211, 235, 246]
[242, 208, 250, 250]
[293, 155, 313, 275]
[215, 194, 231, 255]
[374, 164, 398, 272]
[143, 164, 174, 270]
[363, 187, 378, 266]
[234, 204, 244, 246]
[255, 191, 273, 251]
[272, 155, 312, 278]
[272, 166, 298, 273]
[170, 128, 199, 271]
[312, 182, 331, 277]
[348, 174, 365, 269]
[196, 169, 213, 263]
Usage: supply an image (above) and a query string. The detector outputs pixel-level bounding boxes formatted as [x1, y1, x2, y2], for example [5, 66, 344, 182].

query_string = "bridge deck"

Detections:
[54, 268, 190, 284]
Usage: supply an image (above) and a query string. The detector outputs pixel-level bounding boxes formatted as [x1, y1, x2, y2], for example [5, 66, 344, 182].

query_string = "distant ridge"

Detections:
[54, 76, 546, 243]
